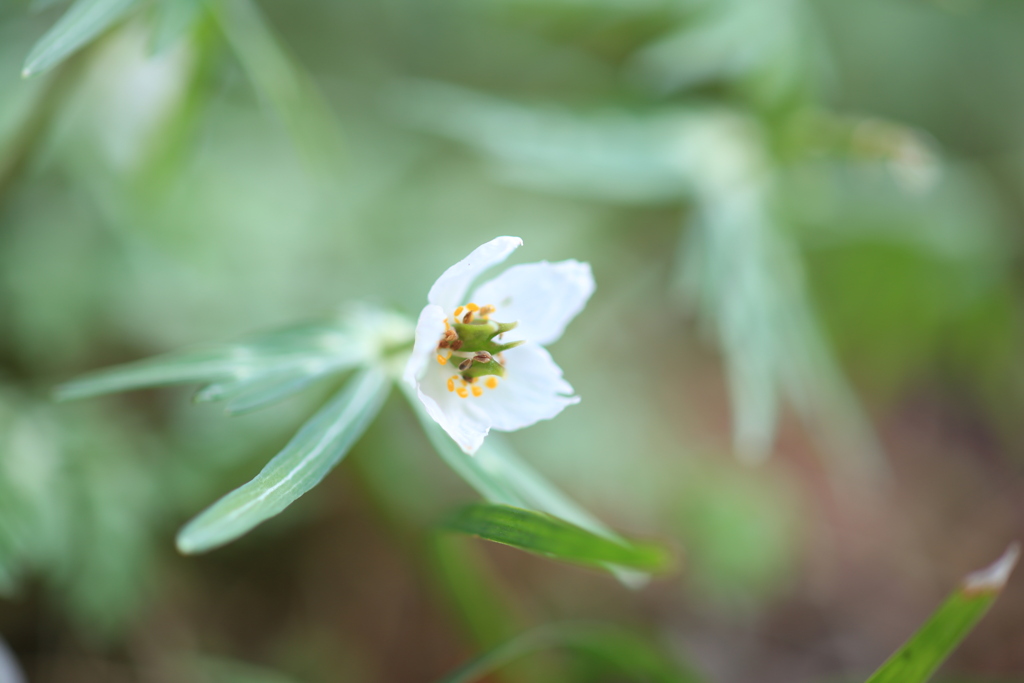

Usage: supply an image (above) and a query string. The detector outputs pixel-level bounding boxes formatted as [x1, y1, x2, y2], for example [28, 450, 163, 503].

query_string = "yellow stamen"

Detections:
[454, 306, 464, 317]
[466, 303, 479, 312]
[456, 387, 469, 399]
[485, 377, 498, 390]
[479, 304, 495, 317]
[447, 377, 456, 392]
[460, 378, 468, 386]
[471, 385, 483, 397]
[437, 353, 448, 365]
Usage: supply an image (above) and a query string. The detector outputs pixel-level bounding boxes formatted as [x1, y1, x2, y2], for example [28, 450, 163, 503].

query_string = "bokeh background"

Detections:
[2, 0, 1024, 681]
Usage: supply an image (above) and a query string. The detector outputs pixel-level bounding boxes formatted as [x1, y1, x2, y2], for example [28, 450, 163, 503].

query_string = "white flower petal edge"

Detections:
[403, 304, 447, 388]
[470, 260, 595, 346]
[427, 236, 522, 314]
[405, 237, 592, 454]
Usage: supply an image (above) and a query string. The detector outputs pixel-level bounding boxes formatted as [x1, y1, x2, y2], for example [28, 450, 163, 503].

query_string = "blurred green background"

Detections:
[2, 0, 1024, 681]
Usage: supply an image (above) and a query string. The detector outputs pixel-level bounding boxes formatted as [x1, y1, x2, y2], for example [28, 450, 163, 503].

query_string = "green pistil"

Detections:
[448, 319, 523, 380]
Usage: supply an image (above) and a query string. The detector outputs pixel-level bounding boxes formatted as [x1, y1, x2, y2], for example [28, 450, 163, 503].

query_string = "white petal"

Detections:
[416, 358, 491, 453]
[470, 260, 594, 346]
[472, 343, 580, 432]
[428, 236, 523, 314]
[403, 304, 447, 387]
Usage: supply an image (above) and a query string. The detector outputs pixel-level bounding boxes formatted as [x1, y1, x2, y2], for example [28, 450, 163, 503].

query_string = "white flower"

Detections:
[403, 236, 595, 454]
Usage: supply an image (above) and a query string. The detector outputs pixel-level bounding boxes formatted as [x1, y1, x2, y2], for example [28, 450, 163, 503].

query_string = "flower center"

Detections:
[435, 302, 523, 398]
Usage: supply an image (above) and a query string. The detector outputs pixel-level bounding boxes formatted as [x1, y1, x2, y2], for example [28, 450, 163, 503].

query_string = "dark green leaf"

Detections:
[443, 503, 671, 572]
[438, 622, 705, 683]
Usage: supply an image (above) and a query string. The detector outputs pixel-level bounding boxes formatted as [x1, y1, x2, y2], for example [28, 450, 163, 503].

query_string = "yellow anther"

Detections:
[456, 387, 469, 399]
[471, 385, 483, 397]
[447, 377, 456, 392]
[443, 318, 450, 329]
[460, 378, 468, 386]
[436, 353, 448, 365]
[485, 377, 499, 390]
[479, 304, 495, 317]
[466, 303, 479, 312]
[454, 306, 464, 317]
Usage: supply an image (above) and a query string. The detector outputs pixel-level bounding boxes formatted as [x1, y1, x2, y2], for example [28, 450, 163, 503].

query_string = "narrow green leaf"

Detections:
[438, 622, 705, 683]
[211, 0, 344, 171]
[866, 543, 1020, 683]
[54, 313, 384, 403]
[176, 367, 391, 554]
[401, 383, 652, 584]
[23, 0, 141, 77]
[195, 369, 328, 415]
[150, 0, 205, 55]
[444, 504, 671, 572]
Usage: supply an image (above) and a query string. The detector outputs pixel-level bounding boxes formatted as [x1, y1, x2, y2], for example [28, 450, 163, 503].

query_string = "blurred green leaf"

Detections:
[55, 305, 409, 406]
[438, 622, 704, 683]
[443, 503, 671, 572]
[427, 534, 523, 648]
[150, 0, 205, 55]
[212, 0, 344, 172]
[866, 544, 1020, 683]
[22, 0, 141, 76]
[176, 366, 391, 554]
[189, 655, 303, 683]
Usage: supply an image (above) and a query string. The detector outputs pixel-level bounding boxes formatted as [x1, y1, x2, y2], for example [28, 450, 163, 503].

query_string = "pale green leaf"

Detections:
[150, 0, 205, 55]
[866, 543, 1020, 683]
[194, 369, 330, 415]
[212, 0, 344, 170]
[176, 367, 391, 554]
[23, 0, 141, 76]
[54, 306, 409, 406]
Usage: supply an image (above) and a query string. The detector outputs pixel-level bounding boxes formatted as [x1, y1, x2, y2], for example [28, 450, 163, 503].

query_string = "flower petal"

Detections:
[470, 260, 594, 346]
[415, 358, 491, 453]
[472, 343, 580, 432]
[403, 304, 447, 387]
[428, 236, 523, 314]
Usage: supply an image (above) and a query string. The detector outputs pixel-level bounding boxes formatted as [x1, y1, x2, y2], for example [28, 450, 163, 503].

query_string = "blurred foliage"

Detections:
[2, 0, 1024, 681]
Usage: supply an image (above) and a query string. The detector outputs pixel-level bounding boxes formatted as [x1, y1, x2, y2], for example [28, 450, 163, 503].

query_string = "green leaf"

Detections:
[866, 543, 1020, 683]
[401, 383, 654, 584]
[150, 0, 205, 55]
[194, 369, 328, 415]
[55, 306, 411, 407]
[175, 367, 391, 554]
[188, 655, 303, 683]
[211, 0, 344, 172]
[443, 504, 671, 572]
[438, 622, 705, 683]
[23, 0, 141, 77]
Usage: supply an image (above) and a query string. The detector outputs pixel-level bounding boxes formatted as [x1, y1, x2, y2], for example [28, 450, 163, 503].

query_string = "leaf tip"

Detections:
[175, 526, 205, 556]
[963, 542, 1020, 596]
